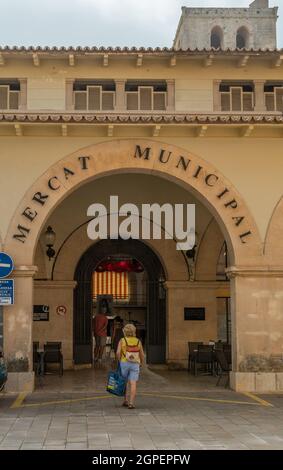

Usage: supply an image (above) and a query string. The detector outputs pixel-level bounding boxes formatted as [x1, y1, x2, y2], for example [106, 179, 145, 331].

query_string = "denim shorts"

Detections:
[120, 361, 140, 382]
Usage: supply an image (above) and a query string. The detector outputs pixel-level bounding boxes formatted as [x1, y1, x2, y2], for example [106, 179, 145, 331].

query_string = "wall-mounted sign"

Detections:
[184, 307, 205, 321]
[0, 279, 14, 305]
[0, 252, 14, 279]
[56, 305, 67, 316]
[33, 305, 49, 321]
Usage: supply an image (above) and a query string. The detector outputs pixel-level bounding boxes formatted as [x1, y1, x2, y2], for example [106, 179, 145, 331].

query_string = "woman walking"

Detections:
[116, 323, 144, 409]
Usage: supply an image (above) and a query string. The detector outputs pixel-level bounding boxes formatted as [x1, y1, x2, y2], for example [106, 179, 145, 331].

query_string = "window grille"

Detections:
[0, 85, 19, 110]
[74, 85, 115, 111]
[126, 86, 166, 111]
[264, 87, 283, 112]
[220, 86, 254, 112]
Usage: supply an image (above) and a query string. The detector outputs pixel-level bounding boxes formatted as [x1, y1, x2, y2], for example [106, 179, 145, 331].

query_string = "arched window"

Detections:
[236, 27, 249, 49]
[210, 26, 223, 49]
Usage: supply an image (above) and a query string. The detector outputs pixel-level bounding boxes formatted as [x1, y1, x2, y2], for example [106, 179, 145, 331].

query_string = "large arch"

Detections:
[264, 195, 283, 263]
[51, 222, 188, 283]
[3, 139, 267, 392]
[4, 139, 262, 266]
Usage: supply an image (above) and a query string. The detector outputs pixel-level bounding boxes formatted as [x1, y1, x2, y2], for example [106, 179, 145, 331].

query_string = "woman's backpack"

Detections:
[124, 337, 140, 363]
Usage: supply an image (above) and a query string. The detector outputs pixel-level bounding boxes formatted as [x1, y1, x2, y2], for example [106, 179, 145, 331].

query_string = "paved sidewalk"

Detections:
[0, 366, 283, 450]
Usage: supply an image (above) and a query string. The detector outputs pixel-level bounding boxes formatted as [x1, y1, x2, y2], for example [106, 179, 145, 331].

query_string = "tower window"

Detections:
[236, 27, 249, 49]
[211, 27, 223, 49]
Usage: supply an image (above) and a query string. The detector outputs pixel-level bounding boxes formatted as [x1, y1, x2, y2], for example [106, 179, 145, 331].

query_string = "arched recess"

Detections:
[196, 218, 225, 281]
[236, 26, 250, 49]
[73, 239, 166, 364]
[51, 222, 188, 282]
[264, 195, 283, 263]
[210, 26, 223, 49]
[4, 139, 262, 267]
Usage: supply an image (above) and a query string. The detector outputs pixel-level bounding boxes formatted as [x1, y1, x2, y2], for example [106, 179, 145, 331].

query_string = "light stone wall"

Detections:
[175, 79, 213, 112]
[27, 77, 66, 110]
[33, 282, 75, 370]
[166, 282, 218, 367]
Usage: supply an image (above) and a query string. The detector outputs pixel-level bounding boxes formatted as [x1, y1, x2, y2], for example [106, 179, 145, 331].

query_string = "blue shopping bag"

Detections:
[106, 364, 126, 396]
[0, 357, 7, 392]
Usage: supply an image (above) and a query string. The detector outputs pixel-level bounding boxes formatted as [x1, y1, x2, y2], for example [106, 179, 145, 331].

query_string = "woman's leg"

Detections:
[123, 381, 130, 405]
[129, 380, 137, 406]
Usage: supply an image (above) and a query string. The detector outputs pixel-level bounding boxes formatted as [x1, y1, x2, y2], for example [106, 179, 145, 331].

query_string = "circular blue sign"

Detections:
[0, 252, 14, 279]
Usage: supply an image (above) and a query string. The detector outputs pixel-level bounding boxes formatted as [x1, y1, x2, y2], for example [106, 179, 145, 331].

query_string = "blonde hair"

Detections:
[123, 323, 136, 337]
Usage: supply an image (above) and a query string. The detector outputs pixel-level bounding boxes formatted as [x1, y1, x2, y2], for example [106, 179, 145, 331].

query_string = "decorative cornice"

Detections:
[0, 46, 282, 55]
[0, 112, 282, 125]
[226, 266, 283, 278]
[34, 280, 77, 289]
[165, 281, 230, 289]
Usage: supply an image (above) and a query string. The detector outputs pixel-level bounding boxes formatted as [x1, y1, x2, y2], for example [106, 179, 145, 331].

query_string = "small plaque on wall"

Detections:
[184, 307, 205, 321]
[33, 305, 49, 321]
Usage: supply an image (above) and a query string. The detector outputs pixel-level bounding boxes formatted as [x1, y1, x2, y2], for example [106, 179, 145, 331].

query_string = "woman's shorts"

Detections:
[120, 361, 140, 382]
[95, 336, 107, 347]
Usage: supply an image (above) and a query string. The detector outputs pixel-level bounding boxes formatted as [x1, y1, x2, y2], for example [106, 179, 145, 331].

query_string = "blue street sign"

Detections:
[0, 279, 14, 305]
[0, 253, 14, 279]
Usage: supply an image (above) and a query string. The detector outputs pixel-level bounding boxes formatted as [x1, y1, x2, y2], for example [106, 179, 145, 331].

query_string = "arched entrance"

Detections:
[3, 139, 264, 392]
[74, 239, 166, 365]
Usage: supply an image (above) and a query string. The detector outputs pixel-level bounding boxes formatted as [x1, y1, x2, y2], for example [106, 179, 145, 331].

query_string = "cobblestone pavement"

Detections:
[0, 366, 283, 450]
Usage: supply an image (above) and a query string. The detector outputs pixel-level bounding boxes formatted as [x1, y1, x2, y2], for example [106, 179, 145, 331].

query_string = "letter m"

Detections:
[13, 225, 30, 243]
[134, 145, 151, 160]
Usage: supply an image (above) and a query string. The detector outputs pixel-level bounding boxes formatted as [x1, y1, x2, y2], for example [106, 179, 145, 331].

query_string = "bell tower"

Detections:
[173, 0, 278, 50]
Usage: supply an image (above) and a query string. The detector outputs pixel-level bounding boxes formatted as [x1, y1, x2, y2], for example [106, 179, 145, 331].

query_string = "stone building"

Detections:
[0, 0, 283, 393]
[174, 0, 278, 50]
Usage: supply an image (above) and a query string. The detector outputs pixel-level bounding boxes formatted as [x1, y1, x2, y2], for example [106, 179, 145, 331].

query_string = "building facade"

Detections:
[1, 0, 283, 393]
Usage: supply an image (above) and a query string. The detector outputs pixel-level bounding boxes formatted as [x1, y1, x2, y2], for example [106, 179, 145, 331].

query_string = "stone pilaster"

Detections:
[227, 266, 283, 392]
[18, 78, 27, 111]
[114, 79, 126, 111]
[3, 265, 38, 392]
[213, 80, 222, 112]
[166, 80, 175, 112]
[65, 78, 75, 110]
[253, 80, 266, 112]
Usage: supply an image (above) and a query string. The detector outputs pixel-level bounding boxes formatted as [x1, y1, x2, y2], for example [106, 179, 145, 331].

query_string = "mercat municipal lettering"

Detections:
[12, 144, 251, 245]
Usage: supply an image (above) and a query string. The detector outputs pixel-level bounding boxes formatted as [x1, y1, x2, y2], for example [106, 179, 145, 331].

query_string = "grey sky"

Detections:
[0, 0, 282, 48]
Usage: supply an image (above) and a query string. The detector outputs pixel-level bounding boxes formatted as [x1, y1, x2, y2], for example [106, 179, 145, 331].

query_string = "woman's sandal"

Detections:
[128, 404, 135, 409]
[122, 401, 129, 407]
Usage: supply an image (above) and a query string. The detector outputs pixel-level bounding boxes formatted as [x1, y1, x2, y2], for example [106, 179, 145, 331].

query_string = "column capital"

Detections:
[226, 265, 283, 279]
[12, 265, 38, 278]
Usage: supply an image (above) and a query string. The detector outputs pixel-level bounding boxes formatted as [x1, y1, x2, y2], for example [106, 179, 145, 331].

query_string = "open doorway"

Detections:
[73, 239, 166, 365]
